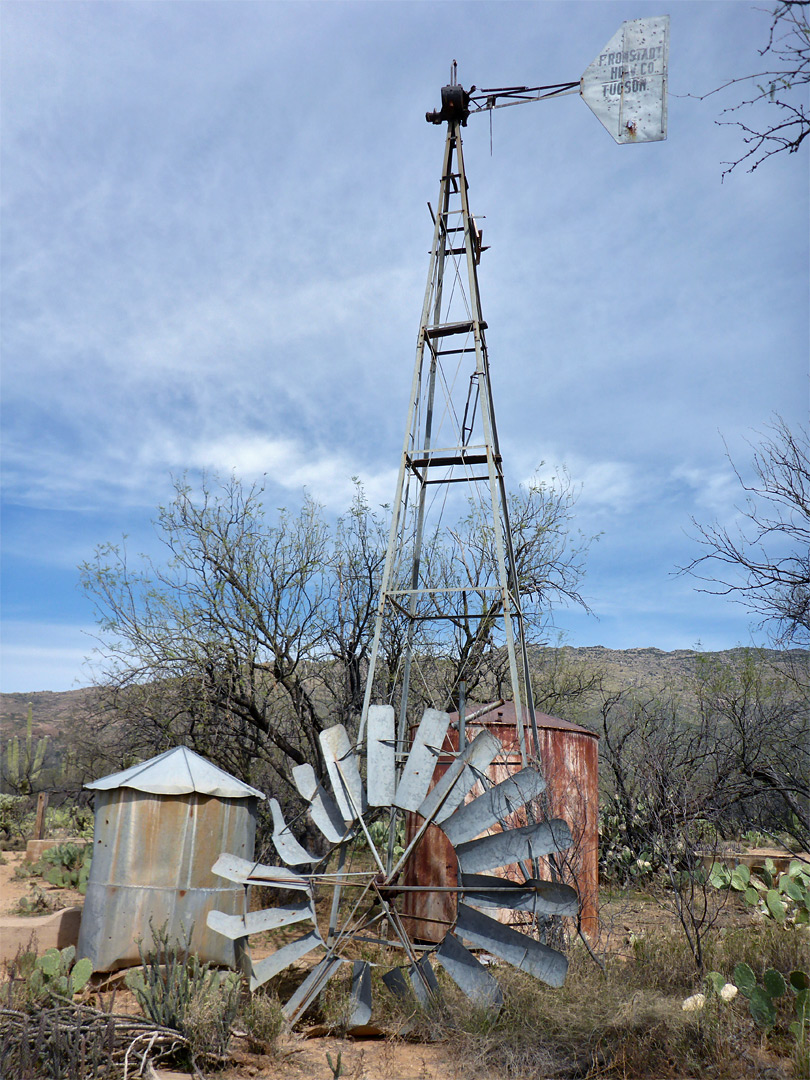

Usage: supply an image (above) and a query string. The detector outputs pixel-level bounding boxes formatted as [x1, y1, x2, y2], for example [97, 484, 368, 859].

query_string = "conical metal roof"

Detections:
[85, 746, 265, 799]
[448, 700, 598, 738]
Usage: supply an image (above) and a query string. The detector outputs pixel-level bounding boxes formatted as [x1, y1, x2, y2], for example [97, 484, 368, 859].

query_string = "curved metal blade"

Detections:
[293, 763, 349, 844]
[456, 818, 572, 875]
[320, 724, 366, 822]
[394, 708, 451, 812]
[250, 929, 324, 992]
[381, 956, 439, 1006]
[409, 954, 440, 1004]
[416, 730, 501, 825]
[207, 900, 315, 940]
[366, 704, 396, 807]
[269, 798, 321, 865]
[440, 767, 546, 846]
[211, 853, 311, 891]
[382, 966, 410, 1000]
[283, 954, 345, 1024]
[348, 959, 372, 1028]
[435, 932, 503, 1007]
[455, 903, 568, 988]
[460, 874, 579, 916]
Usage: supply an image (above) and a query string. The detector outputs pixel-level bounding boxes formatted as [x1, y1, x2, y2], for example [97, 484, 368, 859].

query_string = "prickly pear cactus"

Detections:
[710, 858, 810, 925]
[789, 971, 810, 1045]
[733, 962, 785, 1030]
[41, 842, 92, 894]
[27, 945, 93, 1003]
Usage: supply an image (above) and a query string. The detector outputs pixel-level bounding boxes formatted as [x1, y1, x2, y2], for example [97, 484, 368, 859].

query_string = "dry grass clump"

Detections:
[622, 929, 707, 996]
[421, 925, 805, 1079]
[434, 956, 701, 1079]
[238, 988, 285, 1054]
[707, 922, 809, 982]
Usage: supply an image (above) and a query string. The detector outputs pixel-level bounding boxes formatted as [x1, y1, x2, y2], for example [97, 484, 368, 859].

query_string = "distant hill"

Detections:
[2, 646, 801, 747]
[552, 645, 716, 691]
[1, 687, 97, 741]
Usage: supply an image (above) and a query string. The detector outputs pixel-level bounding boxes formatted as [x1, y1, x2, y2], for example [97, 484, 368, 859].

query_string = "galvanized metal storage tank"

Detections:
[401, 701, 599, 941]
[77, 747, 264, 972]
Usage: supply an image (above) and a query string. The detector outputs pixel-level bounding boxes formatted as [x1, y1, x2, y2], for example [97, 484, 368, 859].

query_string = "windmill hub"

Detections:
[426, 83, 471, 126]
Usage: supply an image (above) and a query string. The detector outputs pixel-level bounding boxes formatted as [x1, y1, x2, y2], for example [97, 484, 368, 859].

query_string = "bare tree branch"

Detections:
[79, 471, 591, 807]
[693, 1, 809, 176]
[682, 417, 810, 648]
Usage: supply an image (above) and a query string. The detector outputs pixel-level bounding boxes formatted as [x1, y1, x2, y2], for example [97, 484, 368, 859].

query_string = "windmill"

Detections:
[208, 16, 669, 1026]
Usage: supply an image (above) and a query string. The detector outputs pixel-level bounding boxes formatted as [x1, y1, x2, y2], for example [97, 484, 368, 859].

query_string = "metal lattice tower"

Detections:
[359, 84, 541, 773]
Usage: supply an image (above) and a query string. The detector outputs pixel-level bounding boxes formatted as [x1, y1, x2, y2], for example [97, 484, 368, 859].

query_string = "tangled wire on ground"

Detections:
[0, 1002, 192, 1080]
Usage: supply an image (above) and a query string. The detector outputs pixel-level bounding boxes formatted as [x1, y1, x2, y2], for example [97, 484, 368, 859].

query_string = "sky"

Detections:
[1, 1, 808, 694]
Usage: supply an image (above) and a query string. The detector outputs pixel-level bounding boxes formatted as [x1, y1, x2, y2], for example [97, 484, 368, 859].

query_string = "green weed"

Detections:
[125, 921, 241, 1067]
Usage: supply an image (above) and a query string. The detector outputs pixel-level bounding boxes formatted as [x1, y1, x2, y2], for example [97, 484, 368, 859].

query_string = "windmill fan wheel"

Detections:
[207, 705, 578, 1027]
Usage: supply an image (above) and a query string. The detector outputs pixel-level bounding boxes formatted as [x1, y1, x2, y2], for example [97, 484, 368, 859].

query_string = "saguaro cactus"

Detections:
[5, 704, 48, 795]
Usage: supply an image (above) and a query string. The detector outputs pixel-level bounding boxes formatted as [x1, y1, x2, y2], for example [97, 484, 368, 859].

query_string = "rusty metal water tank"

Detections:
[401, 701, 599, 941]
[77, 747, 264, 972]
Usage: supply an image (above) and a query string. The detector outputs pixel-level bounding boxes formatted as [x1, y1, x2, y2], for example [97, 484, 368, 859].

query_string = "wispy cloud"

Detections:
[0, 623, 99, 693]
[158, 433, 398, 511]
[670, 463, 742, 518]
[520, 456, 641, 517]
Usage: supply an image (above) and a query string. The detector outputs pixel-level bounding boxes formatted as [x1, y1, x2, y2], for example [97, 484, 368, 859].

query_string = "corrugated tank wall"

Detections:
[401, 703, 599, 942]
[78, 789, 257, 971]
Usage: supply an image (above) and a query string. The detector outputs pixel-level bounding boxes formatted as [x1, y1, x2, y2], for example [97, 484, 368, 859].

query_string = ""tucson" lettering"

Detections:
[601, 77, 648, 98]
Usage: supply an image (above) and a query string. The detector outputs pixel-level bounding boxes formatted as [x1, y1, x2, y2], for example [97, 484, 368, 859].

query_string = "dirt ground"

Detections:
[1, 849, 86, 912]
[219, 1037, 463, 1080]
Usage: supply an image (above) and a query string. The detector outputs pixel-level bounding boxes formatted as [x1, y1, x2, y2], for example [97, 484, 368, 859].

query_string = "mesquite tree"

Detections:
[80, 472, 589, 799]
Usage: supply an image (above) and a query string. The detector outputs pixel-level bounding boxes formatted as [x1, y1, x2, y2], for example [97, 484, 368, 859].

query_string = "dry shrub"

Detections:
[125, 923, 241, 1068]
[182, 975, 241, 1064]
[2, 939, 39, 1012]
[240, 989, 284, 1054]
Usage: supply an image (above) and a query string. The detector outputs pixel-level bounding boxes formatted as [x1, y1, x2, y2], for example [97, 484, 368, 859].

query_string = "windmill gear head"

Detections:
[426, 83, 472, 126]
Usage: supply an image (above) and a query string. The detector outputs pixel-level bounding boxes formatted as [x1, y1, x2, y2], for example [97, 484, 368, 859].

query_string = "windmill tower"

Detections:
[358, 64, 542, 773]
[360, 7, 670, 765]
